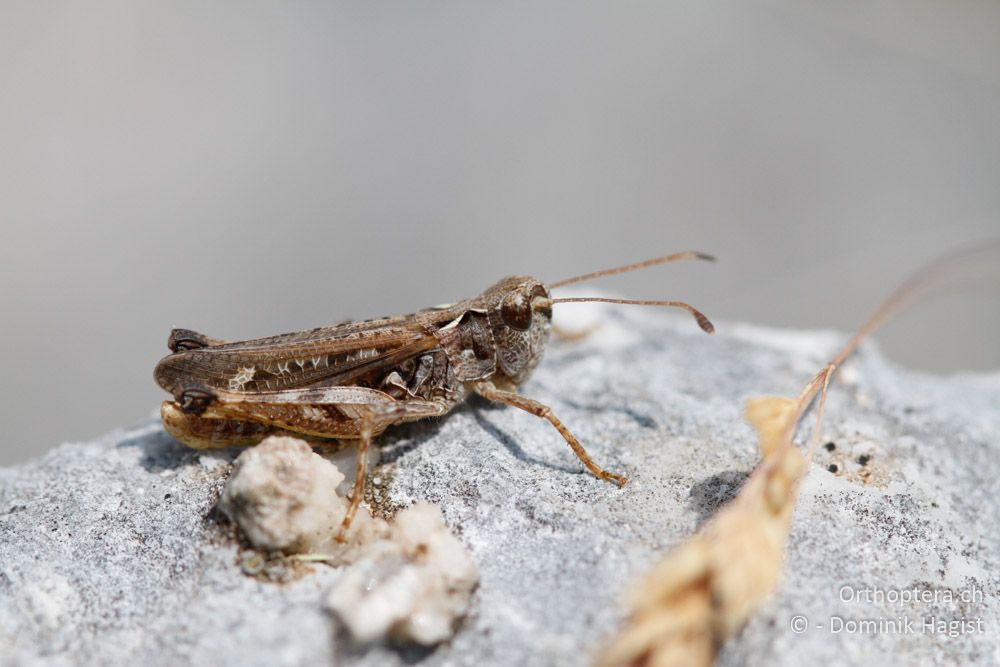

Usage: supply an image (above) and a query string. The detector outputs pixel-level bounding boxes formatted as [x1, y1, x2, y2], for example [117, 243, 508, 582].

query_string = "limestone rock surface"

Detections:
[1, 304, 997, 666]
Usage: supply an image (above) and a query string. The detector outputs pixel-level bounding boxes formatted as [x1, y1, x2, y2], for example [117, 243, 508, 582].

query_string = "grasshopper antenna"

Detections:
[548, 251, 715, 289]
[544, 251, 716, 333]
[542, 297, 715, 334]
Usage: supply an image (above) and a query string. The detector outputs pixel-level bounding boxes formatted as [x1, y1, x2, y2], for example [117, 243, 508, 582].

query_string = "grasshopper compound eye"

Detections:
[500, 292, 533, 331]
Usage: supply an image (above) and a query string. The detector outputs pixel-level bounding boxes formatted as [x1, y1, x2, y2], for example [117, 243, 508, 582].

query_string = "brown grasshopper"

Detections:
[154, 252, 715, 540]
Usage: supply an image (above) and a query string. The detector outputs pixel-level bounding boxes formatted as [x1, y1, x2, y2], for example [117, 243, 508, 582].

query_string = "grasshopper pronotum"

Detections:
[154, 252, 715, 540]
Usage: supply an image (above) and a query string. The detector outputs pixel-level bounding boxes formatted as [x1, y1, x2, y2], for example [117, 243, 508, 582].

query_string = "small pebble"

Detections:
[240, 553, 265, 576]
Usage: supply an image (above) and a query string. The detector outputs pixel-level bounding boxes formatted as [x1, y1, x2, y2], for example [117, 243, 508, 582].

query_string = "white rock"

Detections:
[326, 502, 479, 645]
[218, 437, 348, 553]
[218, 437, 478, 646]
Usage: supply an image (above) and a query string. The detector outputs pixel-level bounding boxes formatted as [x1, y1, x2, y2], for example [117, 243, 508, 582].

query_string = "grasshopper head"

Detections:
[483, 277, 553, 386]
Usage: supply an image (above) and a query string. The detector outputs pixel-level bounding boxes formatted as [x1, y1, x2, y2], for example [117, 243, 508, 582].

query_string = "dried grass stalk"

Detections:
[597, 242, 999, 667]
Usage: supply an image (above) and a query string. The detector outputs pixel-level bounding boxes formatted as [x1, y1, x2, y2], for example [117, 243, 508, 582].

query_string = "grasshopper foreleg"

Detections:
[472, 381, 628, 488]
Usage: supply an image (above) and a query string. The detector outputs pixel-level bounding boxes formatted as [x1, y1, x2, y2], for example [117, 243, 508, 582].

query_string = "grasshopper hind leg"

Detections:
[166, 387, 451, 543]
[161, 401, 273, 449]
[160, 401, 336, 450]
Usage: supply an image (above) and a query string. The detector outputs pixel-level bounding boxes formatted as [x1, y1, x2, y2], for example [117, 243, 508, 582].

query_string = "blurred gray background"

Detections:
[1, 2, 998, 466]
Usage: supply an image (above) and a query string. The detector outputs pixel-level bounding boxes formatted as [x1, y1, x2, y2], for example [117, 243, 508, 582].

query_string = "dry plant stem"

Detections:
[597, 243, 998, 667]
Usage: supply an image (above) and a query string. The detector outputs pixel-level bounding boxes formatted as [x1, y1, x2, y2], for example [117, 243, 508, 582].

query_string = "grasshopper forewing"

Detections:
[155, 252, 715, 541]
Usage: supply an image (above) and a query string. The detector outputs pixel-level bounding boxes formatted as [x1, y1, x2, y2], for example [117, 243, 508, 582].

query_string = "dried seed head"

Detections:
[597, 393, 804, 667]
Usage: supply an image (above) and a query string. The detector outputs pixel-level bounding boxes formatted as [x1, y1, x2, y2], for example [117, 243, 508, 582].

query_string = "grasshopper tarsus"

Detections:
[605, 472, 629, 488]
[155, 253, 714, 536]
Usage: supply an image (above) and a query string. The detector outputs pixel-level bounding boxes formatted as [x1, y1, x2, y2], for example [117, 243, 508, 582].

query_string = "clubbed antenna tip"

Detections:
[548, 297, 715, 335]
[695, 311, 715, 334]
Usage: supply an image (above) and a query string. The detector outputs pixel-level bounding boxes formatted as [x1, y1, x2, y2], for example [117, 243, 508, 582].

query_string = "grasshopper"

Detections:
[154, 252, 715, 540]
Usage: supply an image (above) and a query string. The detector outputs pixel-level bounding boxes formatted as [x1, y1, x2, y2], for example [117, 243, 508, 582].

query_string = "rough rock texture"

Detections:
[1, 304, 998, 666]
[219, 437, 350, 554]
[326, 501, 479, 645]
